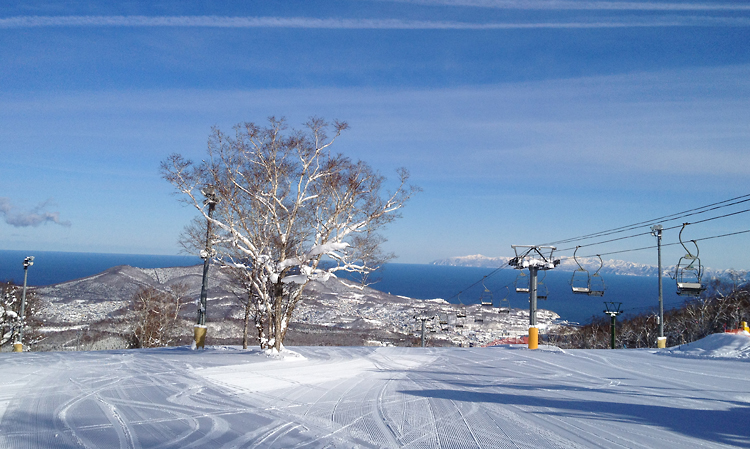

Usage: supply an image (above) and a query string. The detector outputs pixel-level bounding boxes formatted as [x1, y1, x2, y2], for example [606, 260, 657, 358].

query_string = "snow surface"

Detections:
[662, 332, 750, 359]
[1, 335, 750, 448]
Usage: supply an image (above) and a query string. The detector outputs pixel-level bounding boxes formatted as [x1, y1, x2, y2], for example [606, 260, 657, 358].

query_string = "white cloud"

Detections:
[0, 198, 71, 228]
[3, 65, 749, 182]
[0, 14, 748, 29]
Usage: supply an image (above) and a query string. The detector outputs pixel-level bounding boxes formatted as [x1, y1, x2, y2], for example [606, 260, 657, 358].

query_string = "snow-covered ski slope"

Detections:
[1, 334, 749, 448]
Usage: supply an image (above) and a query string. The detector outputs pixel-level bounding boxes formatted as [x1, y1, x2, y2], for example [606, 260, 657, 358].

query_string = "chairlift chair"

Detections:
[454, 293, 466, 327]
[571, 246, 592, 294]
[455, 293, 467, 319]
[497, 286, 511, 313]
[587, 255, 606, 297]
[515, 271, 530, 293]
[675, 223, 706, 296]
[480, 280, 494, 307]
[537, 271, 549, 300]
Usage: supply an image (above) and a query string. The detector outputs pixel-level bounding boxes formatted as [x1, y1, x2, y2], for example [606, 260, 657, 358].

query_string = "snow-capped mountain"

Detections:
[432, 254, 748, 280]
[431, 254, 657, 275]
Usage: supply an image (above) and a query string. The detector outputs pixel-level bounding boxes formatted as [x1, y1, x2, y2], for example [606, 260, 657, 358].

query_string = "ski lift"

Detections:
[454, 294, 466, 327]
[438, 313, 449, 330]
[537, 271, 549, 300]
[497, 286, 511, 313]
[587, 255, 605, 297]
[571, 246, 591, 294]
[456, 293, 467, 318]
[675, 223, 706, 296]
[479, 280, 493, 307]
[515, 271, 530, 293]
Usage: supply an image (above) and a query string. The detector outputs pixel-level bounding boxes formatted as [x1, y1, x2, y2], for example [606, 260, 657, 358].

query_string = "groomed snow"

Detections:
[1, 334, 749, 448]
[662, 331, 750, 359]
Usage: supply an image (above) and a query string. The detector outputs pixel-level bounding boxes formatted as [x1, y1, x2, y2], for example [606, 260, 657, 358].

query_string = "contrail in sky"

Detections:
[383, 0, 750, 11]
[1, 15, 749, 29]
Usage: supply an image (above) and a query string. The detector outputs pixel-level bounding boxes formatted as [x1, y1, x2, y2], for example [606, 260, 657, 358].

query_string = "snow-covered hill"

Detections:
[1, 333, 749, 448]
[30, 265, 563, 350]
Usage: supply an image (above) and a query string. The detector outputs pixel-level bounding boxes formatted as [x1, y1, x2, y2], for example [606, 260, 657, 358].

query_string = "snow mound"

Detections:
[195, 348, 435, 394]
[264, 347, 306, 361]
[662, 332, 750, 359]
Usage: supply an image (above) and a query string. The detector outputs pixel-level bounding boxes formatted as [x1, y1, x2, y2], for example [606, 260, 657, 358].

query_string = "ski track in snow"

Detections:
[0, 341, 749, 448]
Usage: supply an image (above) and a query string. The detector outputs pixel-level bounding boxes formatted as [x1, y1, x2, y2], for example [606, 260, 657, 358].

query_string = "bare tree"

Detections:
[162, 117, 418, 351]
[130, 284, 187, 348]
[222, 265, 259, 350]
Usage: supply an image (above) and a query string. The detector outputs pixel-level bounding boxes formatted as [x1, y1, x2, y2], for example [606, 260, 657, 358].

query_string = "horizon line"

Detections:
[2, 15, 750, 30]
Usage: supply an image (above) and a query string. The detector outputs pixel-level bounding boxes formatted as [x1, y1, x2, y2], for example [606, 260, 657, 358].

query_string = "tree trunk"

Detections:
[273, 282, 284, 351]
[242, 293, 251, 349]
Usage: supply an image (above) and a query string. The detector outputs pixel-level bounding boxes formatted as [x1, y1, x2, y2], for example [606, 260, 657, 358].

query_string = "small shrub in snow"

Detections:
[130, 284, 188, 348]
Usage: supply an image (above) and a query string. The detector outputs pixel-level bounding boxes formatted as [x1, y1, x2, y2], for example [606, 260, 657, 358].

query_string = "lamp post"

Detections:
[651, 224, 666, 349]
[194, 185, 219, 349]
[13, 256, 34, 353]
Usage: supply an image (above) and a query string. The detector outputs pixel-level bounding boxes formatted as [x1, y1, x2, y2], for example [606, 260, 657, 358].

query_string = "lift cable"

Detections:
[554, 207, 750, 254]
[444, 225, 750, 304]
[576, 228, 750, 258]
[542, 193, 750, 247]
[442, 197, 750, 306]
[607, 298, 690, 316]
[445, 261, 513, 302]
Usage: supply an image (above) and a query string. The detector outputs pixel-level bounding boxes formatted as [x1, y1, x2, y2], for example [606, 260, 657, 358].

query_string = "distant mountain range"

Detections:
[431, 254, 748, 281]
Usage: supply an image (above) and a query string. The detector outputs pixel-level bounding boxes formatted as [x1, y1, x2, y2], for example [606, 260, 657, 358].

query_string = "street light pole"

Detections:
[651, 225, 666, 349]
[14, 256, 34, 353]
[194, 185, 219, 349]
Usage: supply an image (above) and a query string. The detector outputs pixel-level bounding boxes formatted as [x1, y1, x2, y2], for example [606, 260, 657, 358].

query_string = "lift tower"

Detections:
[509, 245, 560, 349]
[603, 302, 623, 349]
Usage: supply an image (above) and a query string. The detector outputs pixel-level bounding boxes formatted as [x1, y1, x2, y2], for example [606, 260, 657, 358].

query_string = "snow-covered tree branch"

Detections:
[161, 117, 419, 351]
[0, 281, 42, 349]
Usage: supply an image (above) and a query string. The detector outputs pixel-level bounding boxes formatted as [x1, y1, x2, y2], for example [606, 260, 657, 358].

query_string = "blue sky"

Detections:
[1, 0, 749, 270]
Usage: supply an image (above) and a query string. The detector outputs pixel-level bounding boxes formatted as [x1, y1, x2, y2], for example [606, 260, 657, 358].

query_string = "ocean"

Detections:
[0, 250, 687, 324]
[357, 264, 687, 325]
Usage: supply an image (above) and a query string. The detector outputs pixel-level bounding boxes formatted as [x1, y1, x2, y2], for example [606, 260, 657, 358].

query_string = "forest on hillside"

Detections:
[549, 279, 750, 349]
